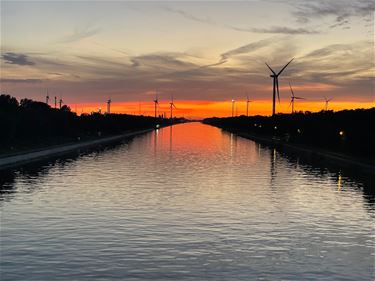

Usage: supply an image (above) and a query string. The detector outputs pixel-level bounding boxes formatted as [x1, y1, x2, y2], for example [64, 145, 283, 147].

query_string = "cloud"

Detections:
[130, 54, 195, 70]
[61, 25, 100, 43]
[230, 26, 318, 34]
[291, 0, 375, 24]
[2, 40, 373, 104]
[164, 6, 319, 34]
[220, 37, 276, 63]
[2, 52, 35, 65]
[291, 41, 374, 83]
[164, 7, 215, 25]
[0, 78, 42, 83]
[92, 41, 130, 57]
[48, 72, 64, 76]
[329, 20, 350, 29]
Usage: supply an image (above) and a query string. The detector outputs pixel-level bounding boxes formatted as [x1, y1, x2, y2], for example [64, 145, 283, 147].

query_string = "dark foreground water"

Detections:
[1, 123, 374, 280]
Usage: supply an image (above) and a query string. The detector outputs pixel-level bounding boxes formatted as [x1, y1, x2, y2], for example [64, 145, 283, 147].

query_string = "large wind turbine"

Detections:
[265, 58, 294, 116]
[324, 97, 332, 111]
[153, 91, 159, 118]
[289, 82, 305, 114]
[169, 95, 176, 119]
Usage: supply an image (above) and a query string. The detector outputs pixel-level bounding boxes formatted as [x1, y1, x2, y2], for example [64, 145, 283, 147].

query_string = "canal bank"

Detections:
[0, 128, 154, 170]
[205, 124, 375, 175]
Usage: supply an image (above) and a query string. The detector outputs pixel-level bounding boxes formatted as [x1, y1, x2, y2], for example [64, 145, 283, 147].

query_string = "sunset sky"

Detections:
[1, 0, 374, 118]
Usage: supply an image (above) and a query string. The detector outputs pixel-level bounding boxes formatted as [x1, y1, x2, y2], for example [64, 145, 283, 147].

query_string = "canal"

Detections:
[1, 122, 374, 280]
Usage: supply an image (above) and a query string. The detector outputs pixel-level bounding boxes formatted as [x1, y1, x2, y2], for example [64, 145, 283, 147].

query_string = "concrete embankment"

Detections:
[0, 129, 153, 170]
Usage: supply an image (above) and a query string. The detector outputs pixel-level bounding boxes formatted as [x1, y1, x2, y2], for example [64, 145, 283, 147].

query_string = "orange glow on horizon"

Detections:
[71, 100, 375, 119]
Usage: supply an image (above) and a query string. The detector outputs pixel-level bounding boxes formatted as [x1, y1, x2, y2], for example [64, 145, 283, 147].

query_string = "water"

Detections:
[1, 123, 374, 280]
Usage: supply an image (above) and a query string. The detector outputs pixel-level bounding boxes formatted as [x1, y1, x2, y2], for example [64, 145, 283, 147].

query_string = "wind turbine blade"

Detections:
[277, 58, 294, 76]
[265, 63, 276, 75]
[276, 78, 280, 104]
[289, 82, 295, 97]
[173, 103, 177, 109]
[295, 97, 305, 100]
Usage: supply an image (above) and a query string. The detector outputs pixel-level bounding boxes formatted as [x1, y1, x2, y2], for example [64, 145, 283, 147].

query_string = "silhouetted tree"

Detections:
[0, 94, 179, 154]
[0, 94, 19, 111]
[203, 108, 375, 161]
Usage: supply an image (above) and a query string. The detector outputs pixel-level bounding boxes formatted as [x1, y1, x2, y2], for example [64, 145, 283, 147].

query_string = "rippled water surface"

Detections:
[1, 123, 374, 280]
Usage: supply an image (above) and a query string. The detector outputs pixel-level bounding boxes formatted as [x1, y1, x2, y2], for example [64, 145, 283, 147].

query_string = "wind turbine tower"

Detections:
[246, 95, 252, 117]
[46, 89, 49, 105]
[169, 95, 176, 120]
[153, 91, 159, 118]
[231, 99, 235, 117]
[54, 96, 57, 108]
[289, 82, 305, 114]
[107, 98, 111, 114]
[59, 97, 63, 109]
[265, 58, 294, 116]
[324, 97, 332, 111]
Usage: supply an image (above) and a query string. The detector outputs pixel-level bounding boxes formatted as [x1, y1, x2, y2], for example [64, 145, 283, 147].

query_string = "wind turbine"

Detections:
[246, 95, 253, 117]
[153, 91, 159, 118]
[231, 99, 235, 117]
[324, 97, 332, 111]
[169, 95, 176, 120]
[289, 82, 305, 114]
[54, 96, 57, 108]
[265, 58, 294, 116]
[59, 97, 63, 109]
[107, 98, 111, 114]
[46, 89, 49, 105]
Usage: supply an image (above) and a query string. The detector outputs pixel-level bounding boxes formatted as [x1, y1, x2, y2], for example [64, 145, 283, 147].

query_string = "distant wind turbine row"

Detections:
[153, 91, 177, 119]
[42, 58, 334, 117]
[45, 89, 64, 109]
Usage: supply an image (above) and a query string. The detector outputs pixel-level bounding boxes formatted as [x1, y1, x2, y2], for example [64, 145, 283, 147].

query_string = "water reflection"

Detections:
[0, 136, 137, 203]
[1, 122, 374, 281]
[1, 123, 374, 207]
[270, 148, 277, 187]
[170, 125, 173, 152]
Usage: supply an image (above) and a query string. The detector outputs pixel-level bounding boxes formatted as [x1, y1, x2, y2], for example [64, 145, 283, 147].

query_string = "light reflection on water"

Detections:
[1, 122, 374, 281]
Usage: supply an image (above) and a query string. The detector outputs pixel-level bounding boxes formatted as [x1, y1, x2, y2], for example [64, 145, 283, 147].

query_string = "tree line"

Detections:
[0, 94, 178, 153]
[203, 108, 375, 161]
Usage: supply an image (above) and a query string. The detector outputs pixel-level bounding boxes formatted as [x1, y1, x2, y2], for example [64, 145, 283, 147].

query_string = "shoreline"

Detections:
[0, 128, 154, 171]
[206, 124, 375, 174]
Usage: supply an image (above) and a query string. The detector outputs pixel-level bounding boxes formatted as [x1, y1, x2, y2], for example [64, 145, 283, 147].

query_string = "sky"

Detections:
[1, 0, 374, 118]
